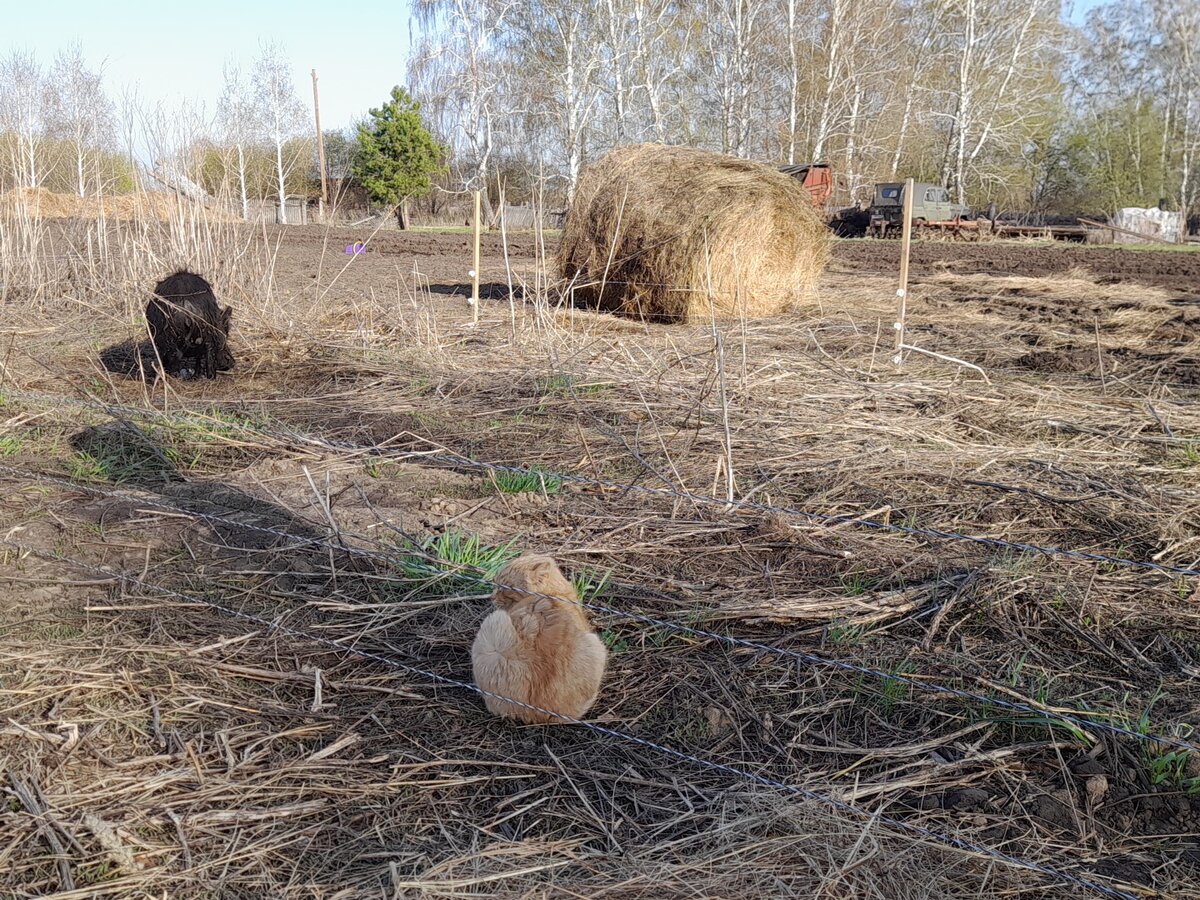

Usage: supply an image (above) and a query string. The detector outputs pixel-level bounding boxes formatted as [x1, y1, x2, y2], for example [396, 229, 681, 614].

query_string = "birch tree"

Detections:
[140, 97, 213, 202]
[1073, 1, 1164, 209]
[1153, 0, 1200, 218]
[0, 50, 49, 189]
[601, 0, 632, 140]
[701, 0, 767, 157]
[889, 0, 949, 177]
[396, 0, 1197, 216]
[252, 42, 308, 224]
[508, 0, 606, 195]
[48, 44, 113, 197]
[118, 87, 142, 192]
[936, 0, 1061, 203]
[411, 0, 513, 222]
[784, 0, 803, 164]
[809, 0, 850, 163]
[636, 0, 691, 142]
[218, 63, 257, 220]
[795, 0, 898, 199]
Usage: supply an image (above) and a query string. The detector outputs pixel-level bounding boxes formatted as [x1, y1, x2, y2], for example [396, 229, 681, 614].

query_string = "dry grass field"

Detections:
[1, 199, 1199, 898]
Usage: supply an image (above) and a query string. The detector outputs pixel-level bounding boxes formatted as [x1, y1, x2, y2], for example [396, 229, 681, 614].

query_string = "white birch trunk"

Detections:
[237, 143, 249, 221]
[787, 0, 799, 165]
[812, 0, 846, 163]
[273, 99, 288, 224]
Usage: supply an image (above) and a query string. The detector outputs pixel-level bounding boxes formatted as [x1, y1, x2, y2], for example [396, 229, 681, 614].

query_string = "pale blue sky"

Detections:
[6, 0, 1106, 140]
[1068, 0, 1106, 21]
[4, 0, 415, 133]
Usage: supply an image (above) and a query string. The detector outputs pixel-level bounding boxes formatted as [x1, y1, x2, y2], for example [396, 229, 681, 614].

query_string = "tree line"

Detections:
[410, 0, 1198, 217]
[0, 42, 317, 222]
[0, 41, 444, 227]
[2, 1, 1196, 221]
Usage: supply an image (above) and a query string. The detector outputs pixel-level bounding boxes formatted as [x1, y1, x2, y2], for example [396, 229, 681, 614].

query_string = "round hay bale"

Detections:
[557, 144, 831, 323]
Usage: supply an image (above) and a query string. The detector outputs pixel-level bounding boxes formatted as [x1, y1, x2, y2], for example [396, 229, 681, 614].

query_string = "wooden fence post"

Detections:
[471, 190, 482, 325]
[893, 177, 915, 367]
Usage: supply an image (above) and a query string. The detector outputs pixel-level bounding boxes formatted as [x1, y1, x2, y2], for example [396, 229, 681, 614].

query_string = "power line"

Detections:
[0, 536, 1142, 900]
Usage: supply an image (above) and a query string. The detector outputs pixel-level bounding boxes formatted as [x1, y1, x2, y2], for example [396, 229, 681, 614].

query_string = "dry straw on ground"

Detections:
[557, 143, 831, 322]
[0, 187, 239, 222]
[2, 208, 1200, 898]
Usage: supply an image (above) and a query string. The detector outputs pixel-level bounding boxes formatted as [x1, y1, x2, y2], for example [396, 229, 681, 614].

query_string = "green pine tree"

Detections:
[353, 86, 445, 229]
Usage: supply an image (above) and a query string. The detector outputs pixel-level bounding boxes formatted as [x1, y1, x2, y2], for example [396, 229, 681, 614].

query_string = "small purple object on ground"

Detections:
[344, 242, 366, 255]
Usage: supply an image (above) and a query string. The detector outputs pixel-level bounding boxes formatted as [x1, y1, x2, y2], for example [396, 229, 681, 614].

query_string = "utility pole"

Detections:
[312, 69, 329, 215]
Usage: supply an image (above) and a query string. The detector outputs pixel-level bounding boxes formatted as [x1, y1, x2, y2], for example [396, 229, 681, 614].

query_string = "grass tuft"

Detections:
[391, 530, 518, 598]
[491, 465, 563, 495]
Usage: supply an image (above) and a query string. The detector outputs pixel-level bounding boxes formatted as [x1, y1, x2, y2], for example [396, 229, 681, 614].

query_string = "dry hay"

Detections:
[557, 143, 831, 323]
[0, 186, 237, 222]
[3, 226, 1200, 899]
[923, 267, 1172, 306]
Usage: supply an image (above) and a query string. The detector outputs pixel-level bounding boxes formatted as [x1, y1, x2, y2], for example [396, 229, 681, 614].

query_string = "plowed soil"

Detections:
[832, 239, 1200, 294]
[263, 225, 1200, 389]
[270, 225, 1200, 289]
[265, 225, 1200, 301]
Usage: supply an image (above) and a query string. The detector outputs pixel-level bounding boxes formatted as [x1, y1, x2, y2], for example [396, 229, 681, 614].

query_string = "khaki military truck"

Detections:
[868, 182, 985, 239]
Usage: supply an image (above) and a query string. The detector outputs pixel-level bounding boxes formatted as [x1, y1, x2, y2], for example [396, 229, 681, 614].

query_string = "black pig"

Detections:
[146, 270, 235, 380]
